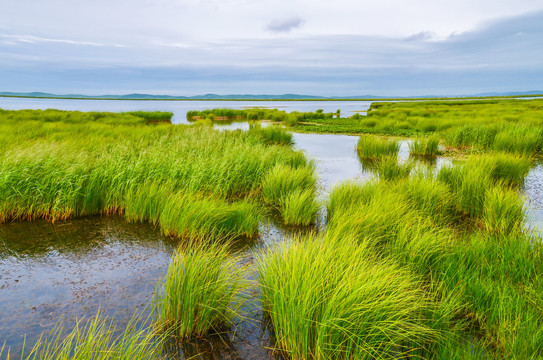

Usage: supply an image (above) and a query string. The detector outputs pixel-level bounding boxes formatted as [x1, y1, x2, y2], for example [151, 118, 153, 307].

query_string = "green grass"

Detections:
[483, 186, 526, 236]
[248, 124, 293, 145]
[154, 241, 247, 339]
[0, 109, 317, 236]
[320, 154, 543, 359]
[260, 164, 319, 224]
[409, 135, 441, 157]
[278, 189, 321, 226]
[257, 235, 440, 360]
[356, 135, 399, 159]
[376, 156, 413, 180]
[3, 313, 165, 360]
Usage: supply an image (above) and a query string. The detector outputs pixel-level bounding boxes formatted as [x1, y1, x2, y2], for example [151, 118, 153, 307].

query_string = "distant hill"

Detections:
[0, 92, 329, 100]
[0, 91, 542, 100]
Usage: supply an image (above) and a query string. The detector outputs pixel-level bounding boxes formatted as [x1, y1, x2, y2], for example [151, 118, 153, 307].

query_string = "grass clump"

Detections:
[261, 164, 319, 224]
[154, 241, 247, 339]
[356, 135, 399, 160]
[257, 236, 438, 360]
[409, 135, 441, 157]
[248, 124, 293, 146]
[326, 181, 378, 221]
[123, 111, 173, 123]
[483, 186, 526, 235]
[7, 314, 165, 360]
[278, 189, 321, 226]
[376, 156, 413, 180]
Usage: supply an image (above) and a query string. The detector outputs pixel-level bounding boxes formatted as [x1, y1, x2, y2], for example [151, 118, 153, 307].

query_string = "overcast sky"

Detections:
[1, 0, 542, 96]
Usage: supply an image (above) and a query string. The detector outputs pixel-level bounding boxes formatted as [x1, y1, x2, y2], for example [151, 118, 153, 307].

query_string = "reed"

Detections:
[0, 109, 317, 235]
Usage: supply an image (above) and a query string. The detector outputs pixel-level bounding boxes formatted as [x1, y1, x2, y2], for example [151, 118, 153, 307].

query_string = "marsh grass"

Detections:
[257, 236, 440, 360]
[324, 154, 542, 359]
[0, 109, 316, 235]
[6, 313, 165, 360]
[483, 186, 526, 235]
[278, 189, 320, 226]
[248, 125, 293, 146]
[123, 111, 173, 123]
[260, 164, 319, 224]
[376, 156, 413, 180]
[154, 241, 247, 339]
[409, 135, 441, 157]
[356, 135, 399, 159]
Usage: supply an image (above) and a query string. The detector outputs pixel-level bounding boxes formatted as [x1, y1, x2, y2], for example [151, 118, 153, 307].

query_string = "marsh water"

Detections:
[1, 98, 542, 359]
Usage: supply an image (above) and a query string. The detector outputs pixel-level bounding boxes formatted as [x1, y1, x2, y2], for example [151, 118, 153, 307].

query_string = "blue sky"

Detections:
[1, 0, 542, 96]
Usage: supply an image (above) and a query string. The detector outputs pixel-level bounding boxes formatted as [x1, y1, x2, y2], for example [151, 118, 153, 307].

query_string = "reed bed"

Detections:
[186, 108, 337, 125]
[283, 99, 543, 157]
[0, 109, 316, 236]
[154, 241, 247, 339]
[316, 150, 543, 359]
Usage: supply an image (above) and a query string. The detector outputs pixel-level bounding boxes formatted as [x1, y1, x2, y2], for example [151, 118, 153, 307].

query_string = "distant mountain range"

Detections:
[0, 91, 542, 100]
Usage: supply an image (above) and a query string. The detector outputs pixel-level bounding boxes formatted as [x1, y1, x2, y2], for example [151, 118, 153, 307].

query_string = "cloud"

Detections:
[1, 11, 542, 96]
[266, 16, 305, 33]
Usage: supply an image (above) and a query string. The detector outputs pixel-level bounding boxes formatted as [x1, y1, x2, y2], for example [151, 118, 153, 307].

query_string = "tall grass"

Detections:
[409, 135, 441, 156]
[278, 189, 321, 226]
[323, 156, 542, 359]
[0, 109, 317, 234]
[261, 164, 319, 224]
[483, 186, 526, 235]
[356, 135, 399, 159]
[5, 313, 165, 360]
[376, 156, 413, 180]
[257, 236, 439, 360]
[154, 241, 247, 339]
[248, 124, 293, 145]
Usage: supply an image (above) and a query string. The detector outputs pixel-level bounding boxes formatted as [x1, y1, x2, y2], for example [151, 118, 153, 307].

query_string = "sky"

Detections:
[1, 0, 542, 96]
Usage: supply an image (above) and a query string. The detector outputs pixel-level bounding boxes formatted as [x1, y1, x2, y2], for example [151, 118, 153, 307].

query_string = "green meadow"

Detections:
[1, 98, 543, 359]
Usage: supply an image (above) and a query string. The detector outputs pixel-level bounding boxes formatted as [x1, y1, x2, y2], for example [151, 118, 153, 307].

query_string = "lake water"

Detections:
[0, 97, 372, 124]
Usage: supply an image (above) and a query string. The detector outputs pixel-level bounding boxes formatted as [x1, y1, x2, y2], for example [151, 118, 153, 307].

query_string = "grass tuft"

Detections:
[356, 135, 399, 160]
[154, 241, 247, 339]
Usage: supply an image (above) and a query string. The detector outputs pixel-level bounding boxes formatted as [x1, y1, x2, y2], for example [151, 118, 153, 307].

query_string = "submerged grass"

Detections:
[154, 241, 247, 339]
[3, 313, 165, 360]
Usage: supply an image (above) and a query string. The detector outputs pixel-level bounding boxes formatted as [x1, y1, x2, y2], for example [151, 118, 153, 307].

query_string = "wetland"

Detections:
[1, 98, 543, 359]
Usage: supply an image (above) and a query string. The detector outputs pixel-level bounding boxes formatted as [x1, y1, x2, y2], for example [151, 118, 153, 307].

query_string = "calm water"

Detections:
[1, 98, 542, 359]
[0, 97, 372, 125]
